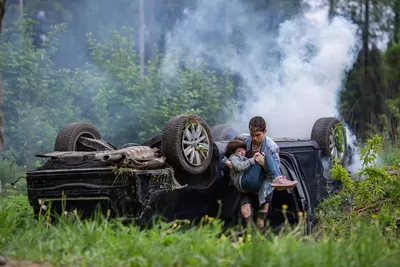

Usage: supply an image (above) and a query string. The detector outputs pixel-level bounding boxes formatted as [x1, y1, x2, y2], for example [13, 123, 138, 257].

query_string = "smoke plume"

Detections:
[162, 0, 360, 140]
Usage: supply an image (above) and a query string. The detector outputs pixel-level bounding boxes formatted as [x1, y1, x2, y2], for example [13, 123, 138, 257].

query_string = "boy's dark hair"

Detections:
[249, 116, 266, 132]
[225, 139, 246, 158]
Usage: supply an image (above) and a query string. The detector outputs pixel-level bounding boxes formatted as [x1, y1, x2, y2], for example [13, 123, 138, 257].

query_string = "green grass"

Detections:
[0, 195, 399, 267]
[381, 147, 400, 166]
[1, 140, 399, 266]
[0, 158, 28, 194]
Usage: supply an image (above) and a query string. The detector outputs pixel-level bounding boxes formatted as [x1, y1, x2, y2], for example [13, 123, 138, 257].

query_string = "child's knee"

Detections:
[240, 203, 252, 218]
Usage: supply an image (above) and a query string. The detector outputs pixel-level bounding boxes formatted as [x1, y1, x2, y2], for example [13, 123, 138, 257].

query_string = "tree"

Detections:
[385, 42, 400, 142]
[0, 0, 5, 30]
[0, 0, 6, 150]
[333, 0, 400, 141]
[85, 28, 237, 146]
[137, 0, 145, 77]
[391, 0, 400, 43]
[0, 18, 85, 164]
[0, 18, 237, 166]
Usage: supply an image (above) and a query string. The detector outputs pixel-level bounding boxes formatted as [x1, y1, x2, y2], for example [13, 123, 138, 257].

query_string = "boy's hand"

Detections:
[225, 160, 232, 168]
[255, 153, 266, 167]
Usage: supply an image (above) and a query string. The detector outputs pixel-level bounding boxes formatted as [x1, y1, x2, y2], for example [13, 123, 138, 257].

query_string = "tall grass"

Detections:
[0, 158, 27, 195]
[379, 137, 400, 166]
[0, 196, 399, 267]
[381, 148, 400, 166]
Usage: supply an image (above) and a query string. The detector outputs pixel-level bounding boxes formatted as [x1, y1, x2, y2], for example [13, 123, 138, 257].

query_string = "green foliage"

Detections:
[316, 135, 400, 236]
[0, 158, 25, 184]
[85, 28, 237, 144]
[333, 123, 346, 153]
[0, 19, 237, 164]
[359, 135, 383, 166]
[385, 43, 400, 79]
[0, 157, 27, 195]
[338, 6, 400, 142]
[381, 148, 400, 166]
[0, 19, 85, 164]
[386, 98, 400, 120]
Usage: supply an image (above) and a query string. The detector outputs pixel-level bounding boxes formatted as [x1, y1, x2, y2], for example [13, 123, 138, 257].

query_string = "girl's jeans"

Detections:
[239, 152, 281, 205]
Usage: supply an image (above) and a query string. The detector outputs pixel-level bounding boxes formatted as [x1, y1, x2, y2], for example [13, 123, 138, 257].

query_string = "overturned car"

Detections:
[26, 115, 349, 234]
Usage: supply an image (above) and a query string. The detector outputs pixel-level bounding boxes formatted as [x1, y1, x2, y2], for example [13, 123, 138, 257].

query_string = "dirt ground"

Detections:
[0, 258, 53, 267]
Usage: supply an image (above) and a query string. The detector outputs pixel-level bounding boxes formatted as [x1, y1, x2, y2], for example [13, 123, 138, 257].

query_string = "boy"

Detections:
[224, 116, 296, 229]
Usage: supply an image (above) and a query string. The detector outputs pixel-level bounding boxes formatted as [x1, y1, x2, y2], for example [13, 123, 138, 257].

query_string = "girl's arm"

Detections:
[230, 155, 255, 172]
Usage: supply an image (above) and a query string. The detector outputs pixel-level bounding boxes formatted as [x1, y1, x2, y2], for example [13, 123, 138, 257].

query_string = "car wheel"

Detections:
[311, 117, 348, 165]
[54, 122, 103, 152]
[210, 124, 238, 141]
[162, 115, 213, 175]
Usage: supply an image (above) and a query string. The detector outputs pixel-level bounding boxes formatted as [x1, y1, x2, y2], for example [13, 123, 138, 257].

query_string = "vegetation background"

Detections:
[0, 0, 399, 266]
[0, 0, 398, 167]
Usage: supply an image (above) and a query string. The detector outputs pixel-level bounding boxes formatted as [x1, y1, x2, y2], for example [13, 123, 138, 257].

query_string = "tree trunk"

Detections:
[361, 0, 370, 135]
[225, 5, 231, 43]
[19, 0, 22, 17]
[138, 0, 145, 77]
[0, 0, 6, 149]
[394, 0, 400, 43]
[149, 0, 155, 61]
[0, 0, 5, 30]
[328, 0, 335, 18]
[363, 0, 370, 71]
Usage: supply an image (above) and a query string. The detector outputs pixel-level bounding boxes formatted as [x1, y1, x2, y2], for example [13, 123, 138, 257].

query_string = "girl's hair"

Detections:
[225, 139, 246, 158]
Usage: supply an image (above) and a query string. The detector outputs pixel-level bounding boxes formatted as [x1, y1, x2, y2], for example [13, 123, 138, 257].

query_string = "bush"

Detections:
[0, 156, 28, 195]
[315, 135, 400, 237]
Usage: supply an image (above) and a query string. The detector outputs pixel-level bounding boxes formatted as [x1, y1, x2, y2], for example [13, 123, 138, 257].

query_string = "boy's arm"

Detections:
[230, 155, 255, 172]
[264, 136, 280, 165]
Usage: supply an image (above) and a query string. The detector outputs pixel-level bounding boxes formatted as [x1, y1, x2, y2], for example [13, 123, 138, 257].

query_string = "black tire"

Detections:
[162, 115, 213, 175]
[311, 117, 347, 165]
[54, 122, 102, 152]
[210, 124, 238, 141]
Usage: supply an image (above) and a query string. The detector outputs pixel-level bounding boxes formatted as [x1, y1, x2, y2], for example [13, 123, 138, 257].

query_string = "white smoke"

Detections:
[162, 0, 361, 140]
[236, 17, 359, 139]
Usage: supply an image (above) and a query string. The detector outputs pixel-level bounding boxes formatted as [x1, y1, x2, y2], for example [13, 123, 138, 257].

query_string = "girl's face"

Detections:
[235, 147, 246, 157]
